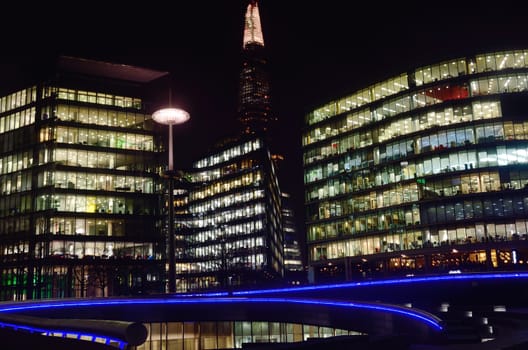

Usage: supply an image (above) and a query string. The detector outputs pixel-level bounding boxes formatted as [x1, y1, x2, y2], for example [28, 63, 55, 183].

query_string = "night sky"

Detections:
[2, 1, 528, 256]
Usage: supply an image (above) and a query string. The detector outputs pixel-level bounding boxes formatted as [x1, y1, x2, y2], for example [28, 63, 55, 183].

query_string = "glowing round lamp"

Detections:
[152, 107, 190, 126]
[152, 107, 190, 171]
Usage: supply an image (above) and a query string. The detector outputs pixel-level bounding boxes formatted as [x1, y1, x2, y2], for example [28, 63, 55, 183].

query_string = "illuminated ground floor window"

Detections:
[137, 321, 362, 350]
[311, 243, 528, 283]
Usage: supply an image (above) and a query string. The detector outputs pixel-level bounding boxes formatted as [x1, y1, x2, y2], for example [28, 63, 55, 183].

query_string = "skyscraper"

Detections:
[238, 0, 274, 135]
[173, 1, 289, 291]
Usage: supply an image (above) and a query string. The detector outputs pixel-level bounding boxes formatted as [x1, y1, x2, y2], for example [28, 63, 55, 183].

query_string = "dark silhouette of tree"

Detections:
[73, 264, 87, 297]
[87, 264, 111, 297]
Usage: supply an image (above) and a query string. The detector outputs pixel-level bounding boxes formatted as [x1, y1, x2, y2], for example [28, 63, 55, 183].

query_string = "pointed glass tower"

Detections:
[238, 0, 274, 135]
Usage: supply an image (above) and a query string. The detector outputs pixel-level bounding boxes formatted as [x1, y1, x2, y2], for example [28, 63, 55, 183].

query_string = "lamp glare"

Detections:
[152, 108, 190, 125]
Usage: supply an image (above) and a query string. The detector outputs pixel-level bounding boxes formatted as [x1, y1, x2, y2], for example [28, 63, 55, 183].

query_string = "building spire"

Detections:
[243, 0, 264, 48]
[238, 0, 273, 135]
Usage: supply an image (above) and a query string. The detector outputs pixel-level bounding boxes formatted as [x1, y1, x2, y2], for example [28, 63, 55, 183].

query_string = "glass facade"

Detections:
[138, 320, 360, 350]
[303, 49, 528, 282]
[174, 136, 283, 292]
[0, 66, 166, 300]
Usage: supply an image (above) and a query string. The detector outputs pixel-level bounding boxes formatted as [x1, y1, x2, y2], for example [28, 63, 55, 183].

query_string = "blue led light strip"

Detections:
[5, 271, 523, 341]
[0, 297, 443, 332]
[0, 321, 125, 349]
[231, 272, 528, 296]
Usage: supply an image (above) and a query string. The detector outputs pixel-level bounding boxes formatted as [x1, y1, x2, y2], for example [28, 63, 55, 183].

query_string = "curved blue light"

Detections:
[231, 272, 528, 296]
[7, 271, 526, 342]
[0, 321, 125, 349]
[0, 297, 443, 331]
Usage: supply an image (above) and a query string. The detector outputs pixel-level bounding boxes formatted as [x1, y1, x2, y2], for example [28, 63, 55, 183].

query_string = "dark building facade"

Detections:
[281, 192, 304, 284]
[0, 56, 168, 300]
[303, 49, 528, 282]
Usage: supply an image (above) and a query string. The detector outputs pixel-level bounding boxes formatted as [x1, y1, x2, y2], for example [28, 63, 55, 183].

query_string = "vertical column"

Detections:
[168, 174, 176, 293]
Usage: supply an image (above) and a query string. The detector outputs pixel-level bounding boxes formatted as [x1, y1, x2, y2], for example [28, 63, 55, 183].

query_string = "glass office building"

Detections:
[0, 56, 167, 300]
[175, 135, 283, 291]
[303, 49, 528, 282]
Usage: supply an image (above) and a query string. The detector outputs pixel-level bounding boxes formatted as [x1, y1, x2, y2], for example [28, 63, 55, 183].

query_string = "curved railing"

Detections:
[0, 311, 147, 349]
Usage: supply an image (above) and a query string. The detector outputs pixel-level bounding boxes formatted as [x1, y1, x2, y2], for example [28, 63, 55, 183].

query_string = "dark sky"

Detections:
[2, 1, 528, 252]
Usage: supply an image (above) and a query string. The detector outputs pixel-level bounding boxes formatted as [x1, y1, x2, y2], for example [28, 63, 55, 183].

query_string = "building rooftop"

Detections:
[58, 56, 169, 83]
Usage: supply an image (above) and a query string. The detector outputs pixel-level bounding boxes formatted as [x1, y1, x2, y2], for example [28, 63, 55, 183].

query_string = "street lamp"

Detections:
[152, 107, 190, 293]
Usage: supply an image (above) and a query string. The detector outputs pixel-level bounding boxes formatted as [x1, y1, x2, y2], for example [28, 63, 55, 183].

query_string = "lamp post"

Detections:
[152, 107, 190, 293]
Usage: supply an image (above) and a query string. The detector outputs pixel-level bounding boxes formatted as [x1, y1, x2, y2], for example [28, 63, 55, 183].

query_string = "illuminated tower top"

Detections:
[243, 0, 265, 48]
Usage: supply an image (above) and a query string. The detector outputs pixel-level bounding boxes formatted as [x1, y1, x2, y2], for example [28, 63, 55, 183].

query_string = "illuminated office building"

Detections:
[172, 1, 286, 291]
[303, 49, 528, 282]
[175, 135, 283, 291]
[0, 56, 167, 300]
